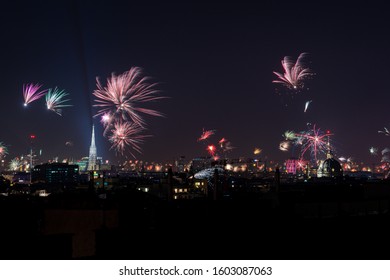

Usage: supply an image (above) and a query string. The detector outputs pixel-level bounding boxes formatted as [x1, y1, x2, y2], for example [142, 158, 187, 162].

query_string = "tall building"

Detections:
[87, 125, 98, 171]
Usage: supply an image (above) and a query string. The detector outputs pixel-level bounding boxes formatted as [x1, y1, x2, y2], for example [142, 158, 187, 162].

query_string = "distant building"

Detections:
[191, 157, 212, 173]
[32, 163, 79, 184]
[75, 157, 89, 172]
[175, 156, 187, 173]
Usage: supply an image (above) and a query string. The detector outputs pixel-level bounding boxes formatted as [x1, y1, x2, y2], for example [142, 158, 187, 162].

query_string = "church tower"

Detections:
[87, 125, 97, 171]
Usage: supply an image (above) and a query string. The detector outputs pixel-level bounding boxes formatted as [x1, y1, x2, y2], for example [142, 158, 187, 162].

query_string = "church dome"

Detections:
[317, 157, 343, 178]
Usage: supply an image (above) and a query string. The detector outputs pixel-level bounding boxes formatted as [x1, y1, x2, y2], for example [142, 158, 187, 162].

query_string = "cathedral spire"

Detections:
[87, 124, 97, 171]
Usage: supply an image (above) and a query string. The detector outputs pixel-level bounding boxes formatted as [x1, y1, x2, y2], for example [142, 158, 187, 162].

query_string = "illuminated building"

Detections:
[285, 158, 298, 175]
[317, 150, 343, 178]
[76, 157, 89, 172]
[87, 125, 98, 171]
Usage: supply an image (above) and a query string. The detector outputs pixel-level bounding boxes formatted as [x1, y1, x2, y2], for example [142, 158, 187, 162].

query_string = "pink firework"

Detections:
[109, 121, 147, 157]
[93, 67, 164, 128]
[273, 53, 312, 90]
[295, 124, 333, 162]
[198, 128, 216, 142]
[23, 83, 48, 106]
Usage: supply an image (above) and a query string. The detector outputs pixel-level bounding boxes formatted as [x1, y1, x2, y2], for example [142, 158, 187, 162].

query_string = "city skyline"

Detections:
[1, 1, 390, 165]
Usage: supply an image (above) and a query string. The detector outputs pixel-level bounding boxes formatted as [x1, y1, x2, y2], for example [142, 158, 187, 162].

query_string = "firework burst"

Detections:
[283, 130, 296, 140]
[253, 148, 262, 155]
[198, 128, 216, 142]
[273, 53, 312, 91]
[109, 121, 147, 157]
[23, 83, 47, 106]
[294, 124, 333, 162]
[45, 87, 72, 116]
[369, 147, 378, 156]
[9, 158, 21, 171]
[197, 129, 234, 160]
[279, 141, 290, 152]
[207, 145, 216, 157]
[0, 142, 8, 157]
[93, 67, 164, 129]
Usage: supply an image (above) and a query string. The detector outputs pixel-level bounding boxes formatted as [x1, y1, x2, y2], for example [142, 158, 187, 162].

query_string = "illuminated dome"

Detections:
[194, 167, 224, 180]
[317, 151, 343, 178]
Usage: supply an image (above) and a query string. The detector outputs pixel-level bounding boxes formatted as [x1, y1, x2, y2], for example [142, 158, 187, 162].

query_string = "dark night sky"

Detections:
[1, 0, 389, 165]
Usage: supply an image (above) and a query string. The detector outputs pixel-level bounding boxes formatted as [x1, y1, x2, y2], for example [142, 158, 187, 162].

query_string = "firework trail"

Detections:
[338, 156, 347, 162]
[273, 53, 313, 90]
[304, 100, 312, 112]
[93, 67, 164, 129]
[338, 157, 353, 163]
[198, 128, 216, 142]
[23, 83, 47, 106]
[45, 87, 72, 116]
[379, 127, 390, 136]
[253, 148, 262, 155]
[109, 121, 147, 157]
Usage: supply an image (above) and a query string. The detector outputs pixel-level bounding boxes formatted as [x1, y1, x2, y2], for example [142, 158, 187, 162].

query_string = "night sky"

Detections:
[1, 0, 389, 165]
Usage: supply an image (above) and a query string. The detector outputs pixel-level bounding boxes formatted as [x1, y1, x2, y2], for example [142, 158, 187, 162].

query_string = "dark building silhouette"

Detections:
[32, 163, 79, 184]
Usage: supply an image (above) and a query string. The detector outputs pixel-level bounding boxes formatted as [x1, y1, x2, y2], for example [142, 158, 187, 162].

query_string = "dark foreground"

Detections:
[1, 182, 390, 260]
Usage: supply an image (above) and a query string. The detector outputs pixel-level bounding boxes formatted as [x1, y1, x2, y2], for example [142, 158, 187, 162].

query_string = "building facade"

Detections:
[32, 163, 79, 184]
